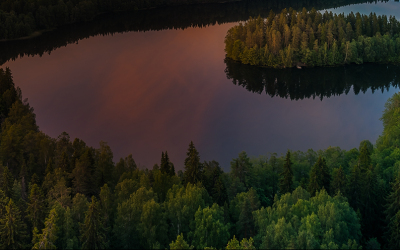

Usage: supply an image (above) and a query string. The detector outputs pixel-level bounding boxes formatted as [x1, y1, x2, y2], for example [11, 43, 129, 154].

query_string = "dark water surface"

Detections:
[2, 0, 400, 170]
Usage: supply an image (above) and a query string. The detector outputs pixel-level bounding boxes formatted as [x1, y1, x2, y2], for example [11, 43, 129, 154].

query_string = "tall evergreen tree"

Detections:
[279, 151, 294, 194]
[72, 149, 96, 197]
[183, 141, 202, 185]
[0, 199, 28, 249]
[160, 151, 175, 176]
[80, 196, 108, 249]
[358, 141, 372, 172]
[385, 171, 400, 248]
[26, 184, 45, 230]
[32, 208, 58, 249]
[331, 166, 347, 196]
[2, 166, 14, 198]
[309, 157, 331, 196]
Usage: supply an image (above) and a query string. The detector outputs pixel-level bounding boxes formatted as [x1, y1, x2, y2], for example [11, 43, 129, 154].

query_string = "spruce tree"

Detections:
[26, 184, 45, 230]
[2, 166, 14, 198]
[279, 151, 294, 194]
[80, 196, 108, 249]
[0, 190, 8, 216]
[358, 142, 372, 172]
[183, 141, 202, 185]
[32, 208, 58, 249]
[0, 199, 28, 249]
[237, 197, 255, 239]
[160, 151, 175, 176]
[72, 149, 96, 197]
[331, 166, 347, 196]
[385, 171, 400, 248]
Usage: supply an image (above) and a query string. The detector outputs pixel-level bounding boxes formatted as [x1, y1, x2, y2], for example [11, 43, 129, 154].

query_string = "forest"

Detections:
[0, 0, 390, 41]
[1, 64, 400, 250]
[224, 58, 400, 100]
[225, 8, 400, 68]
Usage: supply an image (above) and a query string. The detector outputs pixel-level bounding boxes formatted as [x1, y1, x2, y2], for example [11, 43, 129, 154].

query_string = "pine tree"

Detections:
[26, 184, 45, 229]
[32, 208, 58, 249]
[0, 199, 28, 249]
[80, 196, 108, 249]
[72, 149, 96, 197]
[59, 151, 71, 173]
[183, 141, 202, 185]
[385, 171, 400, 248]
[2, 166, 14, 198]
[279, 151, 294, 194]
[237, 197, 255, 239]
[99, 184, 113, 243]
[170, 233, 193, 249]
[358, 142, 372, 172]
[160, 151, 175, 176]
[0, 190, 8, 216]
[331, 166, 347, 196]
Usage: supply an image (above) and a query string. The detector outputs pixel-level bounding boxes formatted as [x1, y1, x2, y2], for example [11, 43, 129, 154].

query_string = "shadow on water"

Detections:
[0, 0, 387, 66]
[224, 58, 400, 100]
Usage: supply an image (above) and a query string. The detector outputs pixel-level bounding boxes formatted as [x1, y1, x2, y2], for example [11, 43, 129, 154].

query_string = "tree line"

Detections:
[0, 0, 390, 41]
[1, 66, 400, 249]
[225, 8, 400, 68]
[224, 58, 400, 100]
[0, 0, 389, 65]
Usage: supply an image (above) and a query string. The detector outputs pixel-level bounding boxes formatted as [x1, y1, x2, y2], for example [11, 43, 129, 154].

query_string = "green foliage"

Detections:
[0, 199, 29, 249]
[26, 184, 45, 230]
[170, 233, 194, 249]
[165, 183, 207, 243]
[279, 151, 294, 194]
[308, 156, 331, 196]
[225, 9, 400, 68]
[2, 166, 14, 198]
[184, 141, 202, 185]
[191, 203, 230, 249]
[80, 196, 108, 249]
[253, 187, 361, 249]
[32, 208, 58, 249]
[113, 187, 165, 249]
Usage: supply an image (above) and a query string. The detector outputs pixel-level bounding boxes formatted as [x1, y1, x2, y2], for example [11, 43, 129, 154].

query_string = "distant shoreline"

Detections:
[0, 0, 242, 42]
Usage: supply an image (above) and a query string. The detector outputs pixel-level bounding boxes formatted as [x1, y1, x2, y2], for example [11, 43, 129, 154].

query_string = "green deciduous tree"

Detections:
[191, 203, 230, 249]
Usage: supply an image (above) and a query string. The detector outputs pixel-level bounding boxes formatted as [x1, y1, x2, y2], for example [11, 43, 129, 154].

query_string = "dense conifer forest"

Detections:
[0, 0, 390, 41]
[225, 8, 400, 68]
[1, 66, 400, 249]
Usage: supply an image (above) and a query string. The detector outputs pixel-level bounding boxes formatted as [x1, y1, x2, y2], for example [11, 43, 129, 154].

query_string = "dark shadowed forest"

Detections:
[0, 0, 391, 67]
[224, 58, 400, 100]
[1, 63, 400, 249]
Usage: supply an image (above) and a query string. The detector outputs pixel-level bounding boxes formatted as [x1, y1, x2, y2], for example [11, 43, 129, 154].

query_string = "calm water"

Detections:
[2, 0, 400, 170]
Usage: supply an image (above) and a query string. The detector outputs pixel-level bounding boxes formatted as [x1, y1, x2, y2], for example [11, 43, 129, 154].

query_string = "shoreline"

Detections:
[0, 0, 242, 42]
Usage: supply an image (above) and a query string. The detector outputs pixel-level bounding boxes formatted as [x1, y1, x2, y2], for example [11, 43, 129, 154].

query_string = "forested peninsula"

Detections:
[1, 66, 400, 249]
[225, 8, 400, 68]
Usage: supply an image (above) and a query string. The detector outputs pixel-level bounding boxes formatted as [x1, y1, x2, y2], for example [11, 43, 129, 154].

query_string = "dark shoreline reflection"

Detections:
[224, 58, 400, 100]
[0, 0, 387, 66]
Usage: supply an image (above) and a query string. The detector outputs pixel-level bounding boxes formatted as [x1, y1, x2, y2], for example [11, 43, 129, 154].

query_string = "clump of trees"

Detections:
[1, 66, 400, 249]
[225, 8, 400, 68]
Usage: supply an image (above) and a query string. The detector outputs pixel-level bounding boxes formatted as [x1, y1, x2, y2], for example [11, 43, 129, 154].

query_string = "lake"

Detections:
[1, 0, 399, 170]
